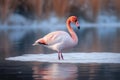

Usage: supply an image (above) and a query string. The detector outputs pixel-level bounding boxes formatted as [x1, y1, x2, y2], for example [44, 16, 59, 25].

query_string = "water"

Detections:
[0, 26, 120, 80]
[0, 61, 120, 80]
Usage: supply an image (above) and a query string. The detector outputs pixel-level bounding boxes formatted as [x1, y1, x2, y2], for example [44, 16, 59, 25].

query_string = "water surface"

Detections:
[0, 26, 120, 80]
[0, 61, 120, 80]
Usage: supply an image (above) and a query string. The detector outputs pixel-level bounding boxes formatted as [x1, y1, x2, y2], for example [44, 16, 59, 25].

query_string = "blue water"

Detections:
[0, 61, 120, 80]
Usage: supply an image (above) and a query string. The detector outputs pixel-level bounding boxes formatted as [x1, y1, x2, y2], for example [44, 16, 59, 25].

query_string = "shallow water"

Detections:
[0, 26, 120, 80]
[0, 61, 120, 80]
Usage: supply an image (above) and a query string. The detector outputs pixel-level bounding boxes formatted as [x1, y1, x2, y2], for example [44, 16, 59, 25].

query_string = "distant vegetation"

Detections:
[0, 0, 120, 23]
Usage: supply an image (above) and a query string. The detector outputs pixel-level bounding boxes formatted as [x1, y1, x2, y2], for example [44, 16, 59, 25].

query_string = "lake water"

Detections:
[0, 61, 120, 80]
[0, 26, 120, 80]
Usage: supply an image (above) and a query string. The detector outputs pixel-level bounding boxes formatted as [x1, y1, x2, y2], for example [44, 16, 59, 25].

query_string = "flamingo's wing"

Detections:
[43, 31, 70, 45]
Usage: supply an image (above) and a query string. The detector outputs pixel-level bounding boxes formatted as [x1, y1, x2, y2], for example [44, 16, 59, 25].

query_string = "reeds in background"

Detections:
[0, 0, 120, 23]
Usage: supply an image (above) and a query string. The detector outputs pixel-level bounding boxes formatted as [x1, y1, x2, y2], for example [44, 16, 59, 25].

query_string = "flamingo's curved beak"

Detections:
[75, 21, 80, 29]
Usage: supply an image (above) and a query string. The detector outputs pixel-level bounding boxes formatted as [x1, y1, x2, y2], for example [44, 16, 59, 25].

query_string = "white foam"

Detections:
[6, 52, 120, 63]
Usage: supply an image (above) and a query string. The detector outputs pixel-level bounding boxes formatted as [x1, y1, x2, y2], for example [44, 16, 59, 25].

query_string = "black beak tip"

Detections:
[77, 26, 80, 29]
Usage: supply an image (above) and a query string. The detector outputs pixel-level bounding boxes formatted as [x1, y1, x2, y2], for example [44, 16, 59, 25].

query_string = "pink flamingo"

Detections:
[33, 16, 80, 60]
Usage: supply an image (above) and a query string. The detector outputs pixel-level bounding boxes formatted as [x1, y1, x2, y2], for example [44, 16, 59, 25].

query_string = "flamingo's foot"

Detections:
[58, 52, 64, 60]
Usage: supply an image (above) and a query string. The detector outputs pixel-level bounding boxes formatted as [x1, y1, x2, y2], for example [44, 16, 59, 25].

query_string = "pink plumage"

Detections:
[33, 16, 80, 60]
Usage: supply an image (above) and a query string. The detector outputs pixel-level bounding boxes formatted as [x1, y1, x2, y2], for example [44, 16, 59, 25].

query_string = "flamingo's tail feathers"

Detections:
[33, 39, 47, 46]
[38, 39, 47, 45]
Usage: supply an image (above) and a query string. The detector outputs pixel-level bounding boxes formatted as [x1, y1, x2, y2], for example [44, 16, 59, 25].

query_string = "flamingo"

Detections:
[33, 16, 80, 60]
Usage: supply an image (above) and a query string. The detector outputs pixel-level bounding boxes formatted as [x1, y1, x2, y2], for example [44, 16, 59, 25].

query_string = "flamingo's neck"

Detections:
[66, 19, 78, 44]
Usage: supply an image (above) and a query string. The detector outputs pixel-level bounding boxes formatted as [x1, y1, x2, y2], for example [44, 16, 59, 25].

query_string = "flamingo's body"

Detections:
[33, 16, 80, 60]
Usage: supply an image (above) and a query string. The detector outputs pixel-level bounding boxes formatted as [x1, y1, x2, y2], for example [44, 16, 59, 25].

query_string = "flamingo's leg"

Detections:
[58, 52, 60, 60]
[58, 51, 64, 60]
[60, 52, 64, 60]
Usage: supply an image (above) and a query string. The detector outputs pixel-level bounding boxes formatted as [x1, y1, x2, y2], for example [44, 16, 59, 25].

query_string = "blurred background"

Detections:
[0, 0, 120, 60]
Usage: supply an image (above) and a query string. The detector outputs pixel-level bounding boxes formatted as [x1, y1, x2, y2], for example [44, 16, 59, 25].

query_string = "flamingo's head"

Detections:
[69, 16, 80, 29]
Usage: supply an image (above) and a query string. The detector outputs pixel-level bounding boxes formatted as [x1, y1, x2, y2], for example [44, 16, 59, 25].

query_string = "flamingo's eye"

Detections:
[75, 19, 77, 22]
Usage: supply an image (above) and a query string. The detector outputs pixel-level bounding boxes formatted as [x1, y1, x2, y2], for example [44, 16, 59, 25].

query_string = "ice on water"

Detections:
[6, 52, 120, 63]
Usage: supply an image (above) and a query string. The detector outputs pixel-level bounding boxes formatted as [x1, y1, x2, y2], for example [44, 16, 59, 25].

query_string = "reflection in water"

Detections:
[0, 61, 120, 80]
[31, 62, 120, 80]
[32, 63, 77, 80]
